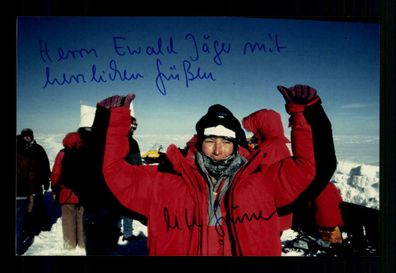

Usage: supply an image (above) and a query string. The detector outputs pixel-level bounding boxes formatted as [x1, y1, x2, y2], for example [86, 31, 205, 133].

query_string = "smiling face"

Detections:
[201, 136, 234, 162]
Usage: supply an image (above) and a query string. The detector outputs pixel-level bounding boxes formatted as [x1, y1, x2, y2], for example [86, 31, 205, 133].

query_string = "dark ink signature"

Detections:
[163, 207, 203, 232]
[163, 205, 276, 237]
[214, 205, 277, 237]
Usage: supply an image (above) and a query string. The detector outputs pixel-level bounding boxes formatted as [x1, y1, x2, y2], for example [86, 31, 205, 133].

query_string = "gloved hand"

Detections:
[277, 84, 318, 105]
[97, 93, 135, 109]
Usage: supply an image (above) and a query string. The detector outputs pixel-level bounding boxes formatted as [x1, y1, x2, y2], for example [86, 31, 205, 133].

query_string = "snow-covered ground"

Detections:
[19, 134, 379, 256]
[332, 161, 379, 209]
[23, 217, 148, 256]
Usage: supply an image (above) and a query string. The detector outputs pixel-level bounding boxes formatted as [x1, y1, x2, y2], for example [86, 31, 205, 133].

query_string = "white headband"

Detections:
[203, 125, 236, 138]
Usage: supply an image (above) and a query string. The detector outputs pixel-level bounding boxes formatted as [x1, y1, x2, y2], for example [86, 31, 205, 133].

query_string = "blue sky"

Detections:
[17, 16, 379, 137]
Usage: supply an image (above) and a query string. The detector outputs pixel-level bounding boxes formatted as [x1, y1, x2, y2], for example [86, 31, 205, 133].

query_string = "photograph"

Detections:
[16, 16, 379, 258]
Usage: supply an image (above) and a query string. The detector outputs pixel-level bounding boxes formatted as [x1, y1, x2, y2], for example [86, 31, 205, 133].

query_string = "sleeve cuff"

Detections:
[285, 96, 320, 114]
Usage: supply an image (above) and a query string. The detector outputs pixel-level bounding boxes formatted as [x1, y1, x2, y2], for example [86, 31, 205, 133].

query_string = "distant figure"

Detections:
[119, 116, 143, 242]
[51, 132, 85, 250]
[20, 128, 51, 233]
[16, 135, 36, 255]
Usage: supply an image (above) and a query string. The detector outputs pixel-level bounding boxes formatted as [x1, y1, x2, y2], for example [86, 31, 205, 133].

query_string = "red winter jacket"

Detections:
[243, 108, 343, 230]
[313, 182, 343, 228]
[103, 104, 316, 256]
[50, 132, 81, 205]
[243, 109, 294, 231]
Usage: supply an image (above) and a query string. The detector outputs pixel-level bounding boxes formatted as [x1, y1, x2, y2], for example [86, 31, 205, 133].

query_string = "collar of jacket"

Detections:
[234, 147, 267, 180]
[166, 143, 271, 187]
[165, 144, 196, 173]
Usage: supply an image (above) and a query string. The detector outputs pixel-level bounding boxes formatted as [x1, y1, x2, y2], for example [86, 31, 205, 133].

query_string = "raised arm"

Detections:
[98, 94, 156, 216]
[277, 85, 337, 213]
[273, 84, 320, 207]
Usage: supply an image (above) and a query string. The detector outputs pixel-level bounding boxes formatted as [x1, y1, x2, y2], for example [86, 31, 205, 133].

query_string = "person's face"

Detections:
[23, 135, 32, 143]
[130, 120, 137, 133]
[202, 136, 234, 161]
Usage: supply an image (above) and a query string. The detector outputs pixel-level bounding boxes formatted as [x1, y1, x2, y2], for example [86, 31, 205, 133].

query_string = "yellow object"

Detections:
[142, 144, 164, 164]
[142, 150, 160, 159]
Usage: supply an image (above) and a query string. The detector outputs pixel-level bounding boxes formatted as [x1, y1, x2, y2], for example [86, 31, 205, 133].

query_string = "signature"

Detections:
[163, 205, 276, 236]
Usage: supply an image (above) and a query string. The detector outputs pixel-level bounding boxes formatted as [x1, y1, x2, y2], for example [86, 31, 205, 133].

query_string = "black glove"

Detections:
[277, 84, 318, 105]
[97, 93, 135, 109]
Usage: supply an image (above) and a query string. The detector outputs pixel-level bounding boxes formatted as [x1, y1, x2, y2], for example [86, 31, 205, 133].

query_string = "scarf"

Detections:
[196, 151, 247, 226]
[196, 152, 244, 182]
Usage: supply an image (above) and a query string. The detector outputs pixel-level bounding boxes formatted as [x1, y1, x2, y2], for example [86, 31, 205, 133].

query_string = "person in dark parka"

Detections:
[20, 128, 51, 233]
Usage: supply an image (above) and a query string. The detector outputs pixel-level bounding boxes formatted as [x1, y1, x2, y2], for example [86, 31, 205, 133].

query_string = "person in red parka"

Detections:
[51, 132, 85, 250]
[242, 108, 343, 244]
[98, 84, 336, 256]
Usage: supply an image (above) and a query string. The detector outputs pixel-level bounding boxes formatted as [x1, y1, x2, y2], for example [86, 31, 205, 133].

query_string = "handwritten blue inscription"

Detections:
[43, 66, 86, 87]
[112, 36, 178, 57]
[39, 40, 98, 63]
[185, 33, 231, 65]
[243, 34, 286, 55]
[182, 60, 216, 88]
[155, 58, 216, 95]
[40, 33, 286, 94]
[43, 59, 143, 88]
